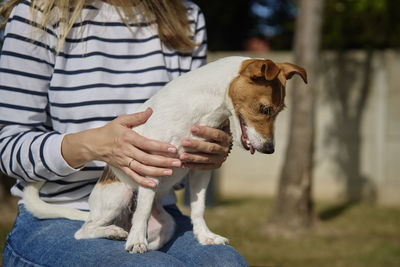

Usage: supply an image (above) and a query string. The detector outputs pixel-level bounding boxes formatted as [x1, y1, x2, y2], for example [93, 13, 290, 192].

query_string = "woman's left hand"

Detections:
[179, 125, 232, 170]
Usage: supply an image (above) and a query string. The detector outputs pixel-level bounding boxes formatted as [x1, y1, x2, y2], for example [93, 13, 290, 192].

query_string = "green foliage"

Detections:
[193, 0, 399, 50]
[323, 0, 400, 49]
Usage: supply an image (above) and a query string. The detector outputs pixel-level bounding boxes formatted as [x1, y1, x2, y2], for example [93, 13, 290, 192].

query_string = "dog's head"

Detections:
[228, 58, 307, 154]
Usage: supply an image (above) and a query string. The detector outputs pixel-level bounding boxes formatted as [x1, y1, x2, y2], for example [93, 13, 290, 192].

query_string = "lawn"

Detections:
[1, 196, 400, 266]
[189, 198, 400, 267]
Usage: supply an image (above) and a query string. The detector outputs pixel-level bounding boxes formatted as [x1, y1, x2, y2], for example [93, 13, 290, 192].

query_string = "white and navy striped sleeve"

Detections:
[0, 1, 80, 183]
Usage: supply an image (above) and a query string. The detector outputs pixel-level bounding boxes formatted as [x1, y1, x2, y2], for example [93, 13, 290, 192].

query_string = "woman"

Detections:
[0, 0, 248, 266]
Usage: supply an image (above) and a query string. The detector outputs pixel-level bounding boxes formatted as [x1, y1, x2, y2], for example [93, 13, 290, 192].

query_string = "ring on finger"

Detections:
[128, 159, 135, 169]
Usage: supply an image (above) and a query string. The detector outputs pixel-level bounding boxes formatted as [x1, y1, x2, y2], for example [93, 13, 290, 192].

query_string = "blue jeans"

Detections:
[2, 205, 247, 267]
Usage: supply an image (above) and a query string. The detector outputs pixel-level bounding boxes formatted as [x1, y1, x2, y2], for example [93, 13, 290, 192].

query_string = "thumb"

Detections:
[122, 108, 153, 128]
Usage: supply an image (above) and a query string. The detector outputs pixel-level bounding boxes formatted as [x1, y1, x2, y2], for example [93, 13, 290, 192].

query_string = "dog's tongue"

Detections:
[240, 117, 255, 155]
[242, 136, 255, 155]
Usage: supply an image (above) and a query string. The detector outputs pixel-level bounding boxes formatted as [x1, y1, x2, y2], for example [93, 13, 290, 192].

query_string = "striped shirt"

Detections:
[0, 0, 207, 209]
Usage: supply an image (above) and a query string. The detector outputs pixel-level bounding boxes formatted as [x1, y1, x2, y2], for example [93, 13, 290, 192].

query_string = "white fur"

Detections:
[23, 181, 89, 221]
[23, 56, 273, 253]
[246, 126, 271, 151]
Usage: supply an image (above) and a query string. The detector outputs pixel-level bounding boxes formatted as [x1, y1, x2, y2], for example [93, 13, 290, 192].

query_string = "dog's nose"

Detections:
[262, 143, 275, 154]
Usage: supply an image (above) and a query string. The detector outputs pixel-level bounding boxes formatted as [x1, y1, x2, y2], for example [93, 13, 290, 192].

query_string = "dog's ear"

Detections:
[263, 60, 281, 81]
[241, 59, 281, 81]
[240, 60, 265, 79]
[277, 63, 308, 85]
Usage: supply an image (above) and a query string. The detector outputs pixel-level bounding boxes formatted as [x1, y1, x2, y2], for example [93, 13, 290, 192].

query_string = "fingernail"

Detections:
[163, 170, 172, 176]
[182, 140, 191, 146]
[168, 147, 177, 153]
[172, 160, 181, 167]
[191, 126, 200, 133]
[148, 181, 157, 188]
[143, 108, 152, 116]
[180, 154, 188, 160]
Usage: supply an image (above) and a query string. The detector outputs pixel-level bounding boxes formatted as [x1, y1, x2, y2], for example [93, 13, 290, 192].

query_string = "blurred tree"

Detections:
[268, 0, 325, 233]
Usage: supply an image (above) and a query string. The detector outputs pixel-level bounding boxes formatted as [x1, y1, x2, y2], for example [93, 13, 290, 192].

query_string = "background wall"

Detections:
[209, 50, 400, 206]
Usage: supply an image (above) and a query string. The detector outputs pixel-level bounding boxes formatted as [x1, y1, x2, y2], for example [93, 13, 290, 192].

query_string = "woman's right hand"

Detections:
[61, 108, 181, 188]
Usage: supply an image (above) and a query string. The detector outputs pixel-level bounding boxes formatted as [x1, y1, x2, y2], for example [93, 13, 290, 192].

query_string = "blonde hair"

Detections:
[0, 0, 195, 53]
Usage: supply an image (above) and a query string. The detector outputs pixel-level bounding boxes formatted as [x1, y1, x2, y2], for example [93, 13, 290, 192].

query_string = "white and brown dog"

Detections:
[23, 57, 307, 253]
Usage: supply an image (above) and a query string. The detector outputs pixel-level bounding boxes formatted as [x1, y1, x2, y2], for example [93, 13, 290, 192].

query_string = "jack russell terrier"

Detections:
[23, 56, 307, 253]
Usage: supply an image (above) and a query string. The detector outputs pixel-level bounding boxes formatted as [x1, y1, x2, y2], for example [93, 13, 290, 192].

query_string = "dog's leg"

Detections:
[125, 185, 156, 253]
[75, 218, 128, 240]
[147, 197, 176, 250]
[74, 181, 132, 240]
[189, 170, 229, 245]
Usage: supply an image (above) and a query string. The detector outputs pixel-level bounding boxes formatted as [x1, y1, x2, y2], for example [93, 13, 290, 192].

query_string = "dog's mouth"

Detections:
[239, 115, 255, 155]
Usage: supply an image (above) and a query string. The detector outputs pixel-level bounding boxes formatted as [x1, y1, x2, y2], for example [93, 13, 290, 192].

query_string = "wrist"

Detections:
[61, 129, 96, 168]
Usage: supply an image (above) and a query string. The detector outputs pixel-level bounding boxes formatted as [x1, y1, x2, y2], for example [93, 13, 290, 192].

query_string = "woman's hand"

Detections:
[179, 124, 232, 170]
[62, 108, 181, 188]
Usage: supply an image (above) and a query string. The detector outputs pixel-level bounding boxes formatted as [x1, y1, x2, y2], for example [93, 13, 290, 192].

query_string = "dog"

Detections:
[23, 56, 307, 253]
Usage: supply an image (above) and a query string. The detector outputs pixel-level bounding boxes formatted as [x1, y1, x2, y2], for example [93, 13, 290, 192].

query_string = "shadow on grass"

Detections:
[318, 202, 354, 221]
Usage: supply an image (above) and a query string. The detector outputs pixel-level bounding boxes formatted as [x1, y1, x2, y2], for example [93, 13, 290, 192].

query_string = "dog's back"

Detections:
[133, 56, 248, 149]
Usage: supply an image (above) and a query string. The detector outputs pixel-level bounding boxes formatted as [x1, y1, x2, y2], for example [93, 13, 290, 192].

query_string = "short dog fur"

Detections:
[23, 57, 307, 253]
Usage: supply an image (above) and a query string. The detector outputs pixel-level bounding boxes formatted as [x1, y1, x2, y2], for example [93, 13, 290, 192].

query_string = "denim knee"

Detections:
[200, 244, 249, 267]
[166, 231, 248, 266]
[2, 241, 39, 267]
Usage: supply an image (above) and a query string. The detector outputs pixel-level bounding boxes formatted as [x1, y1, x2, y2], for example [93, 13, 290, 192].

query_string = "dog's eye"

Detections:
[259, 104, 272, 115]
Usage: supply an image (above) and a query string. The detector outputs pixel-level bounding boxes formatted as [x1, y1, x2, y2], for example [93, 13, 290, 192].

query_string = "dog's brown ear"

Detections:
[277, 63, 308, 84]
[240, 60, 265, 79]
[241, 59, 281, 81]
[263, 60, 281, 81]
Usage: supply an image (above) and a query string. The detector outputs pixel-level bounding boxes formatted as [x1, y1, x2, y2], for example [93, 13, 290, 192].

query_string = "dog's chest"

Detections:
[157, 168, 189, 196]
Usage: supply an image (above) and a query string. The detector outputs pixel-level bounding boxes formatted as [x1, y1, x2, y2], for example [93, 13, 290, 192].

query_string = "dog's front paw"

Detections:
[195, 232, 229, 245]
[125, 242, 148, 253]
[125, 234, 148, 253]
[132, 243, 148, 253]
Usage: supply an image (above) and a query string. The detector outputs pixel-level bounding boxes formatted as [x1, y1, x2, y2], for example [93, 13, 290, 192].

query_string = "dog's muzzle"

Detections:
[261, 142, 275, 154]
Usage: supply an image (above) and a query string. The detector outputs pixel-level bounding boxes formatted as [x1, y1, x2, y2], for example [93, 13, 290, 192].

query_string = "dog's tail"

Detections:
[23, 182, 89, 221]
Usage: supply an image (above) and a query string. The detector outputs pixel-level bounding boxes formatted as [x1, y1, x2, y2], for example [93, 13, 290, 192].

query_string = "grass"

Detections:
[1, 197, 400, 266]
[0, 197, 18, 263]
[178, 197, 400, 267]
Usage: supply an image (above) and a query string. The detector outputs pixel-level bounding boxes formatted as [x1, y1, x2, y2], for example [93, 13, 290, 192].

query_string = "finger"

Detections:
[128, 159, 174, 178]
[121, 167, 157, 188]
[181, 139, 229, 156]
[119, 108, 153, 128]
[220, 119, 231, 134]
[128, 132, 178, 155]
[191, 126, 232, 146]
[131, 147, 181, 168]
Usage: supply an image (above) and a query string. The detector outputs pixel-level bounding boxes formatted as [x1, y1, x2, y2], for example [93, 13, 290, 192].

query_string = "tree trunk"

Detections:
[268, 0, 325, 232]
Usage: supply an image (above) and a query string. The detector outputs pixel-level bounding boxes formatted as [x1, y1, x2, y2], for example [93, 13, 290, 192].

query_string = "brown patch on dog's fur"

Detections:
[99, 166, 119, 184]
[228, 59, 307, 139]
